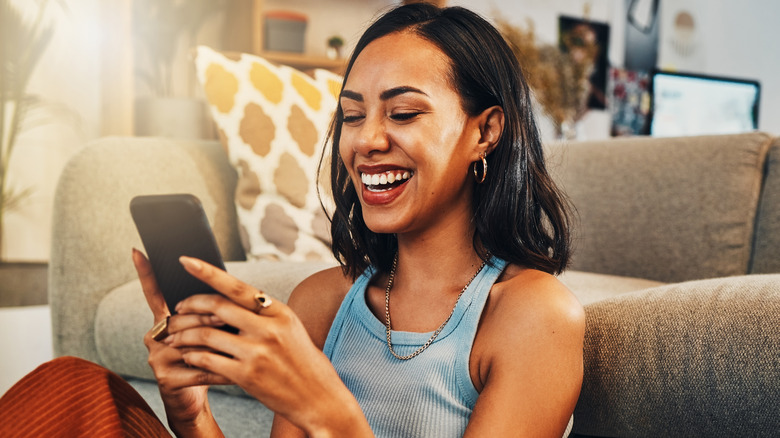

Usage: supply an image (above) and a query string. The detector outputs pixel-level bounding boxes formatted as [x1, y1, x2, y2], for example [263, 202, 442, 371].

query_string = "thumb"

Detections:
[132, 248, 170, 322]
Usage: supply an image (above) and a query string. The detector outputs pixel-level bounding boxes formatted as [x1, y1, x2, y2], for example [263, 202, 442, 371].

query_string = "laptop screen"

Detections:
[649, 70, 760, 137]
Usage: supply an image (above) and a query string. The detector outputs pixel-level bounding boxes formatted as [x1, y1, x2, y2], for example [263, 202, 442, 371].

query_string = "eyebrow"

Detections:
[339, 86, 428, 103]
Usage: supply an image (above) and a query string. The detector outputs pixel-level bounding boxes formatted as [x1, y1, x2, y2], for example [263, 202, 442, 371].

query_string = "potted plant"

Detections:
[0, 0, 59, 258]
[326, 35, 345, 59]
[132, 0, 225, 139]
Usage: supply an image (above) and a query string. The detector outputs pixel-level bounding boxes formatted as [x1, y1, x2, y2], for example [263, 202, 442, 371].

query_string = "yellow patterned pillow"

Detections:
[194, 46, 342, 262]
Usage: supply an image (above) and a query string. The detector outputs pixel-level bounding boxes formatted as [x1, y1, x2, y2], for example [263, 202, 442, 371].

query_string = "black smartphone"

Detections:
[130, 194, 236, 331]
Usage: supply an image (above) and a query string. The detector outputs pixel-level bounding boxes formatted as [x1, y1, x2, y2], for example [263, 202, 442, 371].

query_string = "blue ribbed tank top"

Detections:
[323, 257, 508, 438]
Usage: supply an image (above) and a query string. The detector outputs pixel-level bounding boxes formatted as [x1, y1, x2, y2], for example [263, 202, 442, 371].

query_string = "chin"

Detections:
[361, 211, 405, 235]
[363, 220, 397, 235]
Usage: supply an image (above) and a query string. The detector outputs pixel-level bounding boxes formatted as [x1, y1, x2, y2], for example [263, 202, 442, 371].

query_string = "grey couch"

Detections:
[49, 132, 780, 437]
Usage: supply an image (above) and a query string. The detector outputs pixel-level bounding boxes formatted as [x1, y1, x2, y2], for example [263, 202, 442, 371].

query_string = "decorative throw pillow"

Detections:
[193, 45, 342, 262]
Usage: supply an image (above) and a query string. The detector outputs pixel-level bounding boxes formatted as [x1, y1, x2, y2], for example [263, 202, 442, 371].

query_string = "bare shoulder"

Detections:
[467, 267, 586, 437]
[490, 265, 584, 330]
[286, 266, 354, 349]
[474, 265, 585, 376]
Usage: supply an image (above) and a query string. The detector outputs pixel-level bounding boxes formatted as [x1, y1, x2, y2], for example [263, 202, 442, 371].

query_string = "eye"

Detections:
[341, 113, 364, 125]
[390, 112, 422, 122]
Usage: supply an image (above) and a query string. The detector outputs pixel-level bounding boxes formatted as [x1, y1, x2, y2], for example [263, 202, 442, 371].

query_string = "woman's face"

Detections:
[339, 31, 484, 236]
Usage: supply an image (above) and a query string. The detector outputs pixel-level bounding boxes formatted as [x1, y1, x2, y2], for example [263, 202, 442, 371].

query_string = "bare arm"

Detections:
[464, 271, 585, 437]
[270, 268, 358, 437]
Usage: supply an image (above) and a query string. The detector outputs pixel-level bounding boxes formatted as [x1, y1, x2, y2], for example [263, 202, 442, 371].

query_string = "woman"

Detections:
[0, 4, 581, 437]
[136, 4, 584, 437]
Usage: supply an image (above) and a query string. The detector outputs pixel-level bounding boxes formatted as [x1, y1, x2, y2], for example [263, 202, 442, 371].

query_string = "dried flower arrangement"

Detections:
[497, 18, 598, 138]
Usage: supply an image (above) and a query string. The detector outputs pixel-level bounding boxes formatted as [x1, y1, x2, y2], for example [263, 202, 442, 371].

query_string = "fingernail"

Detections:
[179, 256, 202, 272]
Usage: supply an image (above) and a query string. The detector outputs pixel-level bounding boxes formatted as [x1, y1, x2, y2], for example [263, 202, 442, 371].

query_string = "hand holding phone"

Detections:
[130, 193, 231, 321]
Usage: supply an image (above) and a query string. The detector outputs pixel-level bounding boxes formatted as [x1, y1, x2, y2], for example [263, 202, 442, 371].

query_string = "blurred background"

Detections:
[1, 0, 777, 289]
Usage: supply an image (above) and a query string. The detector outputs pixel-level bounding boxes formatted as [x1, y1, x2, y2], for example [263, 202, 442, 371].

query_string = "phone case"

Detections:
[130, 193, 227, 316]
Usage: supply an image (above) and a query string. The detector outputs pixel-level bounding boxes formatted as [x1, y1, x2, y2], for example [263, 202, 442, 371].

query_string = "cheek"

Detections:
[337, 137, 359, 185]
[426, 118, 470, 159]
[338, 132, 354, 165]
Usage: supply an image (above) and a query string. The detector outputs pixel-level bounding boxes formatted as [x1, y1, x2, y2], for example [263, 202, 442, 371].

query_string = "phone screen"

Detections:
[130, 194, 233, 326]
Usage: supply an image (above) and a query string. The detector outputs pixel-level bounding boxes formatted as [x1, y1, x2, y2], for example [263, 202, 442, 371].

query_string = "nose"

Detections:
[352, 114, 390, 156]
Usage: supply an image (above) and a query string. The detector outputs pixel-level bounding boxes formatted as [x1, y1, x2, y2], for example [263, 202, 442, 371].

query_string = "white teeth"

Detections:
[360, 170, 412, 190]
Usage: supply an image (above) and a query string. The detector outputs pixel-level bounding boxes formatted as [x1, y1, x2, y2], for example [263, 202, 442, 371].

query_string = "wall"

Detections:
[2, 0, 101, 261]
[657, 0, 780, 132]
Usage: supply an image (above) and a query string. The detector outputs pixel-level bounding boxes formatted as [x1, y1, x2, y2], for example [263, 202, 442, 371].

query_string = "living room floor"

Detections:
[0, 305, 53, 395]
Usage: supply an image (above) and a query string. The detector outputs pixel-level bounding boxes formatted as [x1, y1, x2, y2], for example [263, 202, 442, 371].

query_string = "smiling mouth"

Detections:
[360, 170, 413, 192]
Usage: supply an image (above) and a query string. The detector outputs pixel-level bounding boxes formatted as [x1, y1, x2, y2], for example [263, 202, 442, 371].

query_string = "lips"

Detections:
[357, 168, 413, 205]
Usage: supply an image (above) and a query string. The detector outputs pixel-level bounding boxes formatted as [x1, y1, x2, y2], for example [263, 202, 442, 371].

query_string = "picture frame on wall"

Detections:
[558, 15, 611, 110]
[609, 67, 650, 136]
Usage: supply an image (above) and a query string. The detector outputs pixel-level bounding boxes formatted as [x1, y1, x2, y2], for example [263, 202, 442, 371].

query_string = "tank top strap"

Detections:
[452, 256, 508, 406]
[323, 266, 375, 358]
[447, 256, 508, 337]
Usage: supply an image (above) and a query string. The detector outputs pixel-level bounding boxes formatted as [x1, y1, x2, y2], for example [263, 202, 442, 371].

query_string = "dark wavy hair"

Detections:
[322, 3, 572, 279]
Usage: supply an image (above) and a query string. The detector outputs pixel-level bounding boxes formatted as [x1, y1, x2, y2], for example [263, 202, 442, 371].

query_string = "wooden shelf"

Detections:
[260, 51, 346, 73]
[252, 0, 347, 73]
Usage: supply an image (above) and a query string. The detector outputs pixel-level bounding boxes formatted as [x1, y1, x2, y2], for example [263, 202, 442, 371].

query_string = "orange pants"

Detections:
[0, 356, 170, 437]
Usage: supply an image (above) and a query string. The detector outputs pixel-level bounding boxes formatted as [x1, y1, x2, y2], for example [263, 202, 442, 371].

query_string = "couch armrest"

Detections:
[49, 136, 244, 362]
[574, 274, 780, 437]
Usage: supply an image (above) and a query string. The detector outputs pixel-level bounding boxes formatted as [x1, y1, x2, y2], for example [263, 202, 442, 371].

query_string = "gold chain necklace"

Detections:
[384, 253, 489, 360]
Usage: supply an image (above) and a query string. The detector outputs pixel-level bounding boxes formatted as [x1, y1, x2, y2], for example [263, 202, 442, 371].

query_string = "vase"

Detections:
[555, 119, 581, 141]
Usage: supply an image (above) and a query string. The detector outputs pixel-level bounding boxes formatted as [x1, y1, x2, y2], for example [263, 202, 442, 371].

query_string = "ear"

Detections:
[476, 105, 504, 157]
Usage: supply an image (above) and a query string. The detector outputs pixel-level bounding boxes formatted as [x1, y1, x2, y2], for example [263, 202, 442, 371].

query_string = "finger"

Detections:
[165, 324, 249, 360]
[180, 350, 240, 386]
[173, 367, 233, 387]
[167, 313, 226, 335]
[179, 256, 280, 315]
[156, 356, 234, 388]
[175, 293, 261, 338]
[132, 248, 170, 321]
[148, 313, 224, 345]
[147, 341, 233, 388]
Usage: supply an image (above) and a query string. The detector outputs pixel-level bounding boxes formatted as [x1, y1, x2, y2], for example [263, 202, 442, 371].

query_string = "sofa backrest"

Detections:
[546, 132, 774, 283]
[750, 138, 780, 274]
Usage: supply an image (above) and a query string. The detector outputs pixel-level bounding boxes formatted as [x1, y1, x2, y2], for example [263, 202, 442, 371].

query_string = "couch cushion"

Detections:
[193, 46, 342, 262]
[750, 137, 780, 274]
[573, 274, 780, 437]
[95, 260, 334, 384]
[547, 132, 774, 282]
[557, 270, 665, 305]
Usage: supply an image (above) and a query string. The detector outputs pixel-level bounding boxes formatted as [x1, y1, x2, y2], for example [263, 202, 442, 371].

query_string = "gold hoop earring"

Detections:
[473, 153, 487, 184]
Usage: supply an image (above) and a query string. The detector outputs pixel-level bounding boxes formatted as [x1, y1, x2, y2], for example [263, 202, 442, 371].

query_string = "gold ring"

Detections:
[252, 291, 273, 313]
[151, 316, 170, 341]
